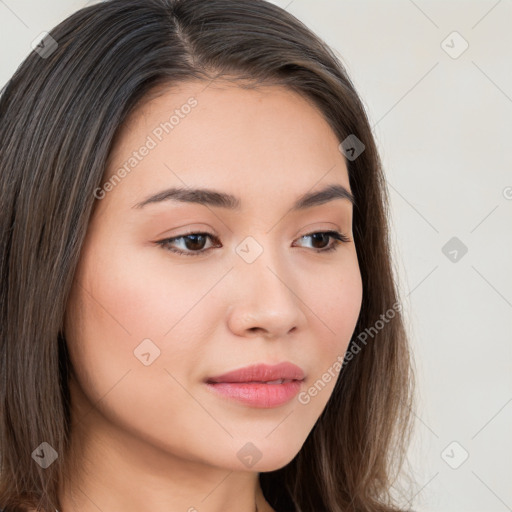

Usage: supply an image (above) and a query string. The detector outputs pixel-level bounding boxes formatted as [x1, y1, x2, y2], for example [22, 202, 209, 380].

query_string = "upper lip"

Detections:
[206, 362, 305, 383]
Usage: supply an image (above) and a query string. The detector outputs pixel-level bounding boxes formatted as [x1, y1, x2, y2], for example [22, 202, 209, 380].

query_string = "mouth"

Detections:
[204, 362, 305, 408]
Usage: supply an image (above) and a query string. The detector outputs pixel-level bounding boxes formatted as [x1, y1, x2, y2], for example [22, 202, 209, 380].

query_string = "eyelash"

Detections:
[155, 230, 351, 257]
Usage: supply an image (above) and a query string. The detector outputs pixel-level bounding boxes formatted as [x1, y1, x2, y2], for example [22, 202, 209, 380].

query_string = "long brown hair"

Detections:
[0, 1, 415, 510]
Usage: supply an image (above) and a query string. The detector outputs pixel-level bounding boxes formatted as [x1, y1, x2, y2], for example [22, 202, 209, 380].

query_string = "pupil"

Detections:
[186, 234, 206, 250]
[312, 233, 328, 249]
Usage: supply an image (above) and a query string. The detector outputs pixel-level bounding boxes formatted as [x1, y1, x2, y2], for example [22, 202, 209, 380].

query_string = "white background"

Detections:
[1, 1, 511, 511]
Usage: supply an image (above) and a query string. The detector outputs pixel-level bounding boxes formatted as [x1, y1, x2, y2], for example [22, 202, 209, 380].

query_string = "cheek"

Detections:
[63, 244, 216, 447]
[65, 240, 220, 383]
[311, 254, 363, 342]
[81, 229, 202, 334]
[301, 255, 362, 388]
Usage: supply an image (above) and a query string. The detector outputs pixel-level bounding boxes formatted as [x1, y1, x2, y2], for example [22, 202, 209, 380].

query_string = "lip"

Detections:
[205, 362, 305, 408]
[206, 362, 305, 383]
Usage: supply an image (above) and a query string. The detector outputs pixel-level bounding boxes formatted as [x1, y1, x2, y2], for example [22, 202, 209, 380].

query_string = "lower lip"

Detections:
[205, 380, 303, 408]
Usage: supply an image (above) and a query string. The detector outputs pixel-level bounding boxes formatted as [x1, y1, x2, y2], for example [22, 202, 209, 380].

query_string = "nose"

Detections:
[226, 246, 307, 340]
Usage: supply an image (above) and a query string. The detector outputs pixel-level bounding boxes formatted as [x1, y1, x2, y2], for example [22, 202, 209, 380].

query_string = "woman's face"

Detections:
[64, 80, 363, 472]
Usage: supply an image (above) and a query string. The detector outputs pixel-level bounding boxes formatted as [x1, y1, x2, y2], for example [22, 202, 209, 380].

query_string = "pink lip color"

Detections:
[205, 380, 303, 408]
[205, 362, 305, 408]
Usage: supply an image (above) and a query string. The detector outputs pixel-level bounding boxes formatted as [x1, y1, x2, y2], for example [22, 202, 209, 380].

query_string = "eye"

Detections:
[155, 230, 351, 257]
[294, 230, 351, 252]
[155, 232, 220, 257]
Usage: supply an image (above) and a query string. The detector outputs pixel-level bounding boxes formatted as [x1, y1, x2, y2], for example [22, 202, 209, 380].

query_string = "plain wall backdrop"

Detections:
[1, 1, 511, 511]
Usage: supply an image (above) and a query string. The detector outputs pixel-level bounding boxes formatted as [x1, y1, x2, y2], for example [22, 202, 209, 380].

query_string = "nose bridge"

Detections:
[228, 233, 305, 337]
[236, 232, 290, 295]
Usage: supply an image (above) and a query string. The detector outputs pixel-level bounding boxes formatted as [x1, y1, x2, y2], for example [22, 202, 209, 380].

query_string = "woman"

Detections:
[0, 0, 415, 511]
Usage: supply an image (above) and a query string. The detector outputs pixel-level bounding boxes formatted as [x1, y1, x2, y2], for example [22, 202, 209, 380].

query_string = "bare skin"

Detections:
[57, 79, 363, 512]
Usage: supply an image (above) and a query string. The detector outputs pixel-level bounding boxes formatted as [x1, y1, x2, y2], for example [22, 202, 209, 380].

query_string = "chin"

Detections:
[252, 454, 298, 473]
[226, 438, 304, 473]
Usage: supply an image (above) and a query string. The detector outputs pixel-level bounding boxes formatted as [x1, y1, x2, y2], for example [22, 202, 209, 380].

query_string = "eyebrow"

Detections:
[132, 183, 355, 211]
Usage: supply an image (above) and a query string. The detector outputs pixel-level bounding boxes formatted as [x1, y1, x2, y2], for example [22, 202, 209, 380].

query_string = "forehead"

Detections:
[102, 80, 350, 211]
